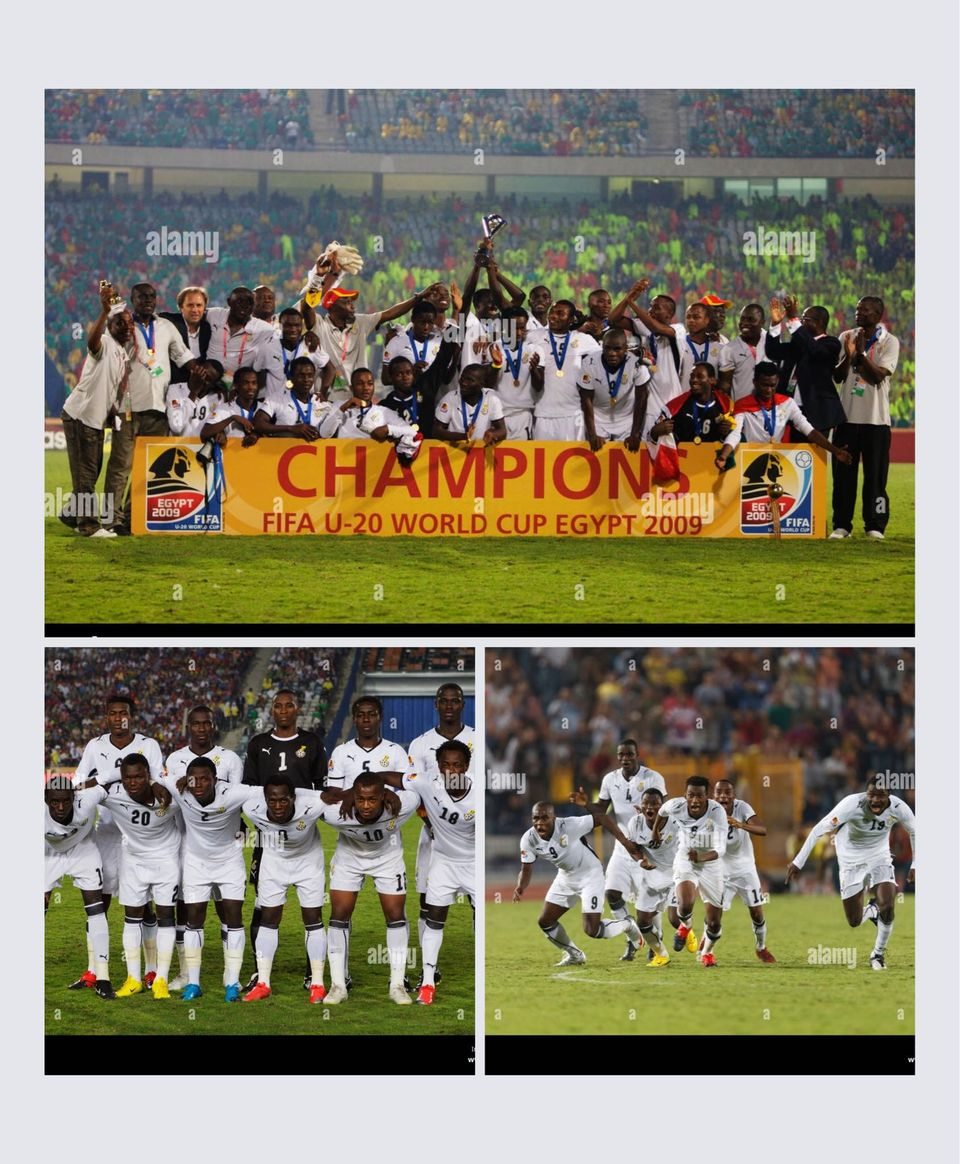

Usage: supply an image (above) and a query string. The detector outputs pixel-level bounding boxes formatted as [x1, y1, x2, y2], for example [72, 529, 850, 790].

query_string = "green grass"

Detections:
[44, 452, 914, 625]
[45, 822, 474, 1035]
[485, 894, 914, 1035]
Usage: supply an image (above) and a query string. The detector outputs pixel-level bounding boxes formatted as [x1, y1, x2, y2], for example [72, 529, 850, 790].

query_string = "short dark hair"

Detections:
[273, 688, 299, 704]
[289, 356, 315, 375]
[618, 738, 639, 751]
[354, 771, 385, 792]
[279, 307, 303, 321]
[188, 705, 214, 721]
[501, 306, 529, 322]
[692, 361, 718, 377]
[350, 366, 373, 385]
[411, 301, 437, 321]
[186, 756, 217, 778]
[859, 295, 884, 315]
[352, 695, 383, 717]
[742, 302, 765, 321]
[203, 359, 225, 379]
[264, 777, 296, 796]
[120, 754, 150, 775]
[106, 693, 136, 714]
[436, 682, 464, 700]
[753, 361, 780, 381]
[436, 739, 472, 765]
[388, 355, 413, 370]
[233, 365, 258, 384]
[641, 787, 664, 801]
[652, 294, 676, 310]
[553, 299, 577, 315]
[686, 775, 710, 791]
[807, 305, 830, 330]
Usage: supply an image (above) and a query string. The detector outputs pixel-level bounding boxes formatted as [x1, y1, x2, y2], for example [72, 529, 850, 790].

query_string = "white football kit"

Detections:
[599, 765, 667, 900]
[408, 725, 476, 895]
[324, 789, 421, 894]
[627, 813, 678, 913]
[403, 770, 475, 906]
[792, 793, 915, 899]
[163, 778, 250, 903]
[493, 343, 537, 439]
[720, 799, 765, 909]
[77, 733, 164, 895]
[164, 744, 243, 786]
[658, 797, 729, 906]
[242, 789, 326, 909]
[578, 351, 651, 440]
[103, 784, 182, 907]
[434, 386, 504, 440]
[325, 737, 415, 791]
[44, 785, 108, 894]
[520, 814, 605, 912]
[530, 330, 601, 440]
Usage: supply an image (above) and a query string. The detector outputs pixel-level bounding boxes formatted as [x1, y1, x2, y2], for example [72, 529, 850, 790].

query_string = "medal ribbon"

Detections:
[503, 342, 523, 381]
[685, 336, 710, 367]
[291, 391, 313, 426]
[135, 319, 155, 362]
[407, 328, 428, 365]
[604, 360, 626, 402]
[282, 340, 302, 379]
[761, 400, 776, 437]
[692, 400, 711, 437]
[460, 393, 483, 436]
[548, 331, 570, 372]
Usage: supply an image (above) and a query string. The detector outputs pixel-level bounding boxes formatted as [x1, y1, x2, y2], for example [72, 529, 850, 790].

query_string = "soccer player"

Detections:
[678, 302, 720, 390]
[326, 696, 415, 791]
[322, 367, 422, 460]
[786, 777, 915, 970]
[433, 364, 507, 446]
[44, 777, 115, 998]
[240, 779, 330, 1003]
[529, 301, 601, 440]
[101, 755, 182, 998]
[490, 307, 537, 439]
[322, 775, 422, 1005]
[161, 756, 250, 1001]
[578, 328, 651, 452]
[165, 359, 228, 437]
[72, 694, 164, 990]
[579, 288, 613, 338]
[624, 787, 677, 966]
[382, 300, 441, 385]
[165, 705, 243, 988]
[254, 357, 331, 442]
[513, 802, 642, 965]
[610, 279, 685, 403]
[279, 306, 329, 386]
[713, 778, 776, 963]
[650, 776, 729, 967]
[242, 688, 325, 991]
[718, 304, 768, 401]
[649, 362, 734, 447]
[525, 285, 552, 342]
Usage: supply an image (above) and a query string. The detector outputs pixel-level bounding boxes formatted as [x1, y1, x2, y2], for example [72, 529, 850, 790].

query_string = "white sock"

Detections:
[653, 918, 664, 944]
[641, 924, 667, 957]
[875, 918, 894, 954]
[305, 926, 326, 988]
[184, 927, 203, 986]
[86, 927, 96, 975]
[328, 921, 348, 988]
[224, 928, 245, 987]
[753, 921, 767, 950]
[542, 922, 580, 953]
[254, 925, 279, 988]
[142, 919, 158, 975]
[87, 911, 110, 980]
[386, 921, 409, 987]
[417, 916, 426, 948]
[421, 922, 444, 988]
[702, 925, 722, 955]
[123, 919, 142, 980]
[156, 925, 175, 980]
[175, 925, 186, 973]
[597, 918, 632, 939]
[610, 902, 629, 923]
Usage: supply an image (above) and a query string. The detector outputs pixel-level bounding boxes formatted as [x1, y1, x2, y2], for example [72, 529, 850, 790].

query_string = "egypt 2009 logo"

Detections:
[739, 448, 814, 535]
[145, 444, 222, 532]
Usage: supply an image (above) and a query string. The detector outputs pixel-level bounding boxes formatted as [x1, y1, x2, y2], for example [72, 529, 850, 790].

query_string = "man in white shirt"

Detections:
[321, 368, 422, 460]
[254, 357, 332, 443]
[713, 778, 776, 963]
[165, 360, 229, 437]
[61, 284, 134, 537]
[279, 307, 329, 388]
[578, 329, 651, 451]
[525, 285, 552, 343]
[433, 365, 507, 446]
[205, 286, 284, 395]
[490, 307, 538, 439]
[830, 297, 901, 540]
[529, 301, 601, 440]
[610, 279, 685, 403]
[382, 301, 442, 385]
[718, 304, 768, 401]
[160, 286, 211, 374]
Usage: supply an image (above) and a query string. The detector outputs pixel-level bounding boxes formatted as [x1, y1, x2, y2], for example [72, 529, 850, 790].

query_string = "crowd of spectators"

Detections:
[45, 648, 257, 767]
[45, 185, 916, 425]
[486, 647, 915, 840]
[45, 90, 314, 150]
[238, 648, 346, 750]
[679, 90, 914, 158]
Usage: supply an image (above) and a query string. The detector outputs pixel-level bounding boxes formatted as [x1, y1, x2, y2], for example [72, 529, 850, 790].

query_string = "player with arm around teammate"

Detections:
[786, 776, 915, 970]
[44, 777, 116, 998]
[713, 778, 776, 963]
[650, 776, 728, 967]
[513, 802, 643, 966]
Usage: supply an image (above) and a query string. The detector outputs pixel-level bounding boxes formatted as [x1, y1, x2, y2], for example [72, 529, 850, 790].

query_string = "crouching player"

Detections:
[786, 776, 915, 970]
[650, 776, 728, 967]
[513, 801, 642, 966]
[625, 787, 676, 967]
[714, 778, 776, 963]
[44, 776, 115, 998]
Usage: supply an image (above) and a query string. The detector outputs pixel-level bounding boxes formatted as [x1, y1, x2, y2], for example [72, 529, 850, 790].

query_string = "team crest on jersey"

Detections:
[145, 442, 222, 533]
[559, 835, 568, 847]
[216, 806, 226, 815]
[739, 448, 813, 536]
[380, 755, 390, 767]
[296, 820, 307, 831]
[386, 819, 397, 831]
[464, 809, 476, 821]
[155, 806, 168, 817]
[296, 746, 307, 758]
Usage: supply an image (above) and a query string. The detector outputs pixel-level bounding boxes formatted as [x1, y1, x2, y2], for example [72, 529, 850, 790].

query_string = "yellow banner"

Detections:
[131, 439, 827, 537]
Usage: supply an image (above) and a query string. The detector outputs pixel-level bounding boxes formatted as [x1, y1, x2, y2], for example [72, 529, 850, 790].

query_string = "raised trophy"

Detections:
[475, 213, 507, 266]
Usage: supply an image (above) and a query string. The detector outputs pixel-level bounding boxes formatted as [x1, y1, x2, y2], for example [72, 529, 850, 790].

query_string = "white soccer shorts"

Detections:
[119, 851, 180, 907]
[426, 854, 474, 907]
[415, 826, 434, 896]
[503, 410, 533, 440]
[673, 854, 724, 907]
[721, 863, 765, 910]
[257, 849, 326, 909]
[634, 867, 675, 914]
[544, 865, 606, 913]
[593, 417, 634, 442]
[839, 858, 896, 901]
[329, 846, 407, 896]
[96, 828, 121, 895]
[533, 414, 584, 442]
[181, 851, 247, 904]
[45, 838, 104, 894]
[604, 846, 642, 900]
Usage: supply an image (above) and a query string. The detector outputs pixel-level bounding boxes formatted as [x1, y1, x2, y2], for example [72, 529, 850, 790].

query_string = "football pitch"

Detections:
[485, 893, 914, 1037]
[45, 823, 474, 1038]
[44, 452, 914, 626]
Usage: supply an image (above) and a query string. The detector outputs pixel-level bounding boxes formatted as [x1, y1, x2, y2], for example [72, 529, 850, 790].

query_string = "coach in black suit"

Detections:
[765, 295, 845, 433]
[160, 286, 212, 385]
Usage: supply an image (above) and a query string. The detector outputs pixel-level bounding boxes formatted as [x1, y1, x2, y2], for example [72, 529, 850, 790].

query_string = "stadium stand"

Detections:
[240, 647, 347, 746]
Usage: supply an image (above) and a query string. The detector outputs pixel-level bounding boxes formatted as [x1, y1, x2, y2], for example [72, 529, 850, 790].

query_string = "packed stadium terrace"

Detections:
[44, 90, 913, 159]
[44, 90, 314, 149]
[485, 648, 915, 836]
[44, 187, 916, 424]
[240, 648, 346, 746]
[45, 648, 257, 767]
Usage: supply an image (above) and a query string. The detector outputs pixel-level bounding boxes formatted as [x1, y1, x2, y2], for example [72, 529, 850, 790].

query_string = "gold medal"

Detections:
[466, 424, 475, 439]
[556, 370, 565, 378]
[693, 436, 702, 445]
[285, 379, 294, 389]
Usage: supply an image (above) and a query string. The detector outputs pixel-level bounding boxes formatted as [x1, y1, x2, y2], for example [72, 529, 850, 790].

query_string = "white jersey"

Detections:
[717, 331, 768, 401]
[321, 403, 405, 440]
[492, 343, 538, 414]
[44, 786, 107, 855]
[578, 350, 650, 429]
[434, 386, 504, 438]
[165, 387, 230, 437]
[77, 732, 164, 837]
[627, 812, 679, 873]
[403, 771, 475, 862]
[633, 320, 685, 402]
[658, 797, 728, 860]
[678, 334, 726, 392]
[793, 793, 916, 871]
[730, 395, 815, 443]
[165, 744, 243, 786]
[530, 330, 601, 417]
[326, 737, 415, 791]
[279, 340, 330, 381]
[520, 814, 602, 876]
[320, 789, 420, 858]
[384, 328, 441, 372]
[598, 765, 667, 831]
[408, 725, 476, 783]
[162, 778, 249, 862]
[103, 784, 182, 861]
[259, 391, 335, 431]
[722, 799, 758, 870]
[242, 788, 324, 860]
